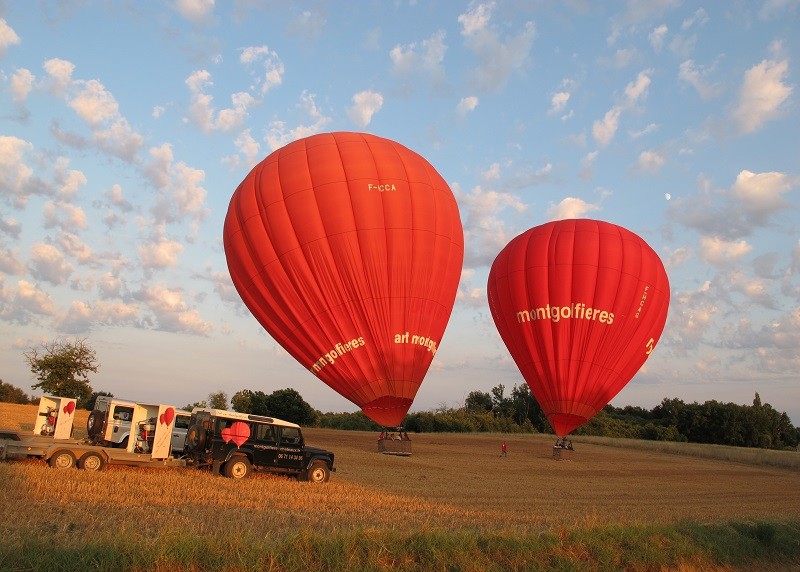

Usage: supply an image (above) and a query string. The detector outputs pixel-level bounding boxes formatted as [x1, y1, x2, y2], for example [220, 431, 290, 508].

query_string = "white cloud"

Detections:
[649, 24, 668, 52]
[636, 150, 665, 172]
[265, 91, 331, 151]
[0, 247, 25, 274]
[546, 197, 600, 220]
[138, 238, 184, 270]
[185, 70, 256, 132]
[55, 299, 140, 333]
[699, 236, 752, 265]
[624, 69, 652, 105]
[42, 58, 74, 95]
[550, 91, 570, 114]
[240, 45, 284, 94]
[0, 136, 36, 207]
[141, 284, 213, 335]
[731, 169, 793, 224]
[458, 2, 535, 92]
[43, 201, 87, 231]
[0, 18, 20, 56]
[347, 90, 384, 128]
[174, 0, 215, 24]
[592, 106, 622, 147]
[29, 243, 73, 285]
[731, 58, 793, 134]
[456, 96, 479, 115]
[455, 182, 526, 267]
[679, 59, 722, 100]
[390, 30, 448, 92]
[10, 68, 35, 104]
[0, 279, 55, 321]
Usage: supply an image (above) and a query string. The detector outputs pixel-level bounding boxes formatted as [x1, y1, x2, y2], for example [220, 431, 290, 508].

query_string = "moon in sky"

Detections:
[665, 193, 672, 201]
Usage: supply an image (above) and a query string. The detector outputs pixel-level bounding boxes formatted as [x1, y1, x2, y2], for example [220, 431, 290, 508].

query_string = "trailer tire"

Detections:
[223, 455, 251, 479]
[48, 450, 76, 469]
[302, 460, 331, 483]
[184, 424, 206, 453]
[78, 451, 105, 471]
[86, 411, 105, 439]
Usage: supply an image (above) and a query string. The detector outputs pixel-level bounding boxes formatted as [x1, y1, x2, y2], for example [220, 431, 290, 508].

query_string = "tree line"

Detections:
[3, 337, 798, 450]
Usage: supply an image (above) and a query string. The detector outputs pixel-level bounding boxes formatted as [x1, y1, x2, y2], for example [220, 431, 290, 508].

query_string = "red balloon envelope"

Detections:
[487, 219, 670, 437]
[223, 132, 464, 427]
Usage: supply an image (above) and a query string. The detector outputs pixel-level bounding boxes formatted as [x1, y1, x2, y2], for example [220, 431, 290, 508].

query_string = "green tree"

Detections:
[208, 390, 229, 410]
[264, 388, 318, 425]
[24, 338, 97, 402]
[231, 389, 253, 413]
[464, 390, 493, 413]
[0, 380, 31, 404]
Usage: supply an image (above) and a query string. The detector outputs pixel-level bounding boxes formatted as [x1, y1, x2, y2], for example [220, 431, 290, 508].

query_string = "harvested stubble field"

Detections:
[1, 402, 799, 571]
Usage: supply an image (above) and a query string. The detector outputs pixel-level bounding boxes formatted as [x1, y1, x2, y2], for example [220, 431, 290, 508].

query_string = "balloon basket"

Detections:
[552, 439, 574, 461]
[377, 428, 412, 456]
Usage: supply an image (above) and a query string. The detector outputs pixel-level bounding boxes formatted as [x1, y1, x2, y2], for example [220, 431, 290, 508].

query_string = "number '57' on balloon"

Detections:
[223, 132, 464, 428]
[487, 219, 670, 437]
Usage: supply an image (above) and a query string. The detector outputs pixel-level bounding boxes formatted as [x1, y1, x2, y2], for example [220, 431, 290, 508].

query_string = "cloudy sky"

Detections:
[1, 1, 798, 424]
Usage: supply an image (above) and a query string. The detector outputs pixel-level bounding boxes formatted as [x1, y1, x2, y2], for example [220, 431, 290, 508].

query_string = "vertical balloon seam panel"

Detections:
[570, 219, 602, 422]
[254, 151, 327, 370]
[329, 133, 388, 407]
[530, 224, 559, 417]
[367, 138, 406, 408]
[400, 147, 443, 390]
[615, 240, 669, 392]
[233, 165, 300, 349]
[275, 138, 363, 402]
[583, 222, 627, 420]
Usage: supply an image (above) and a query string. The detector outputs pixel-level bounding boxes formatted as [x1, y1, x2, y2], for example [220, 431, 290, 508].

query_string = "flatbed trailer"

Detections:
[0, 401, 188, 471]
[0, 433, 186, 470]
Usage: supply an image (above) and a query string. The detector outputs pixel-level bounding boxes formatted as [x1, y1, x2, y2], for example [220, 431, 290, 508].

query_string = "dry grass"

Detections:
[2, 402, 800, 571]
[2, 401, 799, 537]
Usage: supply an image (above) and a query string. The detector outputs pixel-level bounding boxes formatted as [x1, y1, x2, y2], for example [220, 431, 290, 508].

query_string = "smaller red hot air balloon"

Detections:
[487, 219, 670, 437]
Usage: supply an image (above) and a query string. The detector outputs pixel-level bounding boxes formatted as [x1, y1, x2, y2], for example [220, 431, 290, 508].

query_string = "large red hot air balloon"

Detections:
[487, 219, 669, 437]
[223, 132, 464, 427]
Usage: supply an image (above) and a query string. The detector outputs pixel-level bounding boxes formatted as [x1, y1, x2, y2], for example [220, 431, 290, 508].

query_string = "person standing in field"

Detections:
[500, 442, 508, 457]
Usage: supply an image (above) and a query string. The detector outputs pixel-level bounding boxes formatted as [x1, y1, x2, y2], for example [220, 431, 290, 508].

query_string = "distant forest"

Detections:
[318, 384, 800, 451]
[2, 379, 797, 451]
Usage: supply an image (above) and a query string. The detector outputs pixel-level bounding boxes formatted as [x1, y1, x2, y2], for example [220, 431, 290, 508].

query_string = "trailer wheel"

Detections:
[78, 451, 105, 471]
[223, 455, 251, 479]
[303, 460, 331, 483]
[48, 450, 76, 469]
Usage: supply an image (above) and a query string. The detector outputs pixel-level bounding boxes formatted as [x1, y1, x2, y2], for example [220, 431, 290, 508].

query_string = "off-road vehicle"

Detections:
[183, 408, 335, 482]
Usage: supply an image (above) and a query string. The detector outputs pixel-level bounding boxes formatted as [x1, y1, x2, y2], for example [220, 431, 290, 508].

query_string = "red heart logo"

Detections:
[221, 421, 250, 448]
[161, 407, 175, 426]
[63, 401, 76, 415]
[159, 413, 165, 424]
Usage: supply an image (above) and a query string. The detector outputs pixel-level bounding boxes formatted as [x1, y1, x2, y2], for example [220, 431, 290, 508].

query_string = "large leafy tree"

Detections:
[24, 338, 98, 402]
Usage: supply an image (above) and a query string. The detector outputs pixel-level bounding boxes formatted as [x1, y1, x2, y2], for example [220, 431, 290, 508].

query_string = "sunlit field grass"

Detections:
[1, 402, 799, 571]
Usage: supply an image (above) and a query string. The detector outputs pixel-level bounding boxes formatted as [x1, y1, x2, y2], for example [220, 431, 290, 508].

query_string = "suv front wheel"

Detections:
[223, 455, 251, 479]
[303, 460, 330, 483]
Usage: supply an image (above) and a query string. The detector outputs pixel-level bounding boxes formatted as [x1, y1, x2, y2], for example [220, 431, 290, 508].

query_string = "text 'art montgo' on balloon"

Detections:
[487, 219, 670, 437]
[223, 132, 464, 428]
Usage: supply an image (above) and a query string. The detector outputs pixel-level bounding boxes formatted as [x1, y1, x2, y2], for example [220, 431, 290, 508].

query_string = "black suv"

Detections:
[183, 408, 335, 482]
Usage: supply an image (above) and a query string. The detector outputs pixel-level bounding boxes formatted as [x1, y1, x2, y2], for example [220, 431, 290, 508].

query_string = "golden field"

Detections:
[1, 402, 799, 571]
[2, 402, 799, 531]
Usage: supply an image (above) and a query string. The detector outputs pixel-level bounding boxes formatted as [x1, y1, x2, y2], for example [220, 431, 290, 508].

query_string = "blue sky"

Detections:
[1, 1, 798, 424]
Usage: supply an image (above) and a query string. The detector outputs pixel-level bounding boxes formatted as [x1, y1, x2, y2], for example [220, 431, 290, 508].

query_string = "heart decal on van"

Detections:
[221, 421, 250, 447]
[62, 401, 76, 415]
